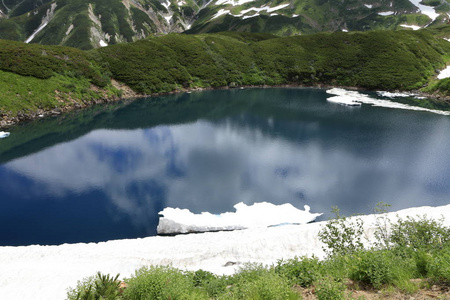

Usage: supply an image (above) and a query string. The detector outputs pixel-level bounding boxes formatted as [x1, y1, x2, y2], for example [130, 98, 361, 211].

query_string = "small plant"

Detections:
[428, 246, 450, 285]
[275, 256, 324, 287]
[123, 265, 201, 300]
[318, 206, 365, 257]
[314, 276, 346, 300]
[350, 250, 397, 289]
[372, 202, 392, 249]
[66, 272, 121, 300]
[390, 215, 450, 252]
[225, 266, 300, 300]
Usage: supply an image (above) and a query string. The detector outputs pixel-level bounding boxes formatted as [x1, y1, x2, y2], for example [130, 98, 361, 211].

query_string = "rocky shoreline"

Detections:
[1, 82, 449, 130]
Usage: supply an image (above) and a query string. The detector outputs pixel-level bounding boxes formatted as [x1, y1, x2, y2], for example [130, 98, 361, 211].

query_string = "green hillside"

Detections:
[1, 30, 450, 124]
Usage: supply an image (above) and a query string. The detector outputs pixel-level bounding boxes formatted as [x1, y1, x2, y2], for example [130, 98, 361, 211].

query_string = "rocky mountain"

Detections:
[0, 0, 450, 49]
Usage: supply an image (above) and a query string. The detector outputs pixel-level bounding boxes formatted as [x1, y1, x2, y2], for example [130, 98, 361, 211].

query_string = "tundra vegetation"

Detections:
[1, 29, 450, 122]
[67, 204, 450, 299]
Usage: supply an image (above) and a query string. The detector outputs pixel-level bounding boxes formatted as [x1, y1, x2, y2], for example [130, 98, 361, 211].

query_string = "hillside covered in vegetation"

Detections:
[1, 29, 450, 126]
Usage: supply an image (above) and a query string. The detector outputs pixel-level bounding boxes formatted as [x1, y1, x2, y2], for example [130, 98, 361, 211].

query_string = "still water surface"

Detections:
[1, 88, 449, 246]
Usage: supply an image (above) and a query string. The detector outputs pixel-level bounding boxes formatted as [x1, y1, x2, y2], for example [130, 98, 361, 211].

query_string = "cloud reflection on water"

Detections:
[5, 111, 450, 234]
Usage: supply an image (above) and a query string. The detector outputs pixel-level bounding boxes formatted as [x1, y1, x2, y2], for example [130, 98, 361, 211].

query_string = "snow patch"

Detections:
[161, 0, 170, 9]
[400, 24, 421, 30]
[0, 131, 10, 138]
[242, 13, 259, 19]
[326, 89, 362, 106]
[327, 88, 450, 115]
[215, 0, 255, 5]
[25, 3, 57, 43]
[0, 205, 448, 300]
[364, 4, 373, 9]
[157, 202, 322, 235]
[437, 65, 450, 80]
[378, 11, 394, 16]
[99, 40, 108, 47]
[377, 91, 414, 98]
[267, 3, 289, 13]
[65, 24, 74, 35]
[408, 0, 439, 22]
[212, 8, 230, 20]
[164, 14, 173, 23]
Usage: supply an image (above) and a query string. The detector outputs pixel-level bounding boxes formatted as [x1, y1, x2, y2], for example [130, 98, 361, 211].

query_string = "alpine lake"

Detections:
[1, 88, 449, 246]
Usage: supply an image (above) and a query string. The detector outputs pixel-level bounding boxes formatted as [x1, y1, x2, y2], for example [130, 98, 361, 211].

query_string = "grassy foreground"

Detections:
[67, 206, 450, 300]
[1, 29, 450, 124]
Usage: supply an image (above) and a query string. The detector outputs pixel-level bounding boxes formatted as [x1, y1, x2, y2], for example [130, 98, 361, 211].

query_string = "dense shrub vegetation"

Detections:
[67, 206, 450, 299]
[1, 29, 450, 119]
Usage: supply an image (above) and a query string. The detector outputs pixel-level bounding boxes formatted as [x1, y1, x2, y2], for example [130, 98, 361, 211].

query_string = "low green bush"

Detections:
[390, 215, 450, 252]
[224, 265, 300, 300]
[123, 266, 202, 300]
[314, 276, 346, 300]
[318, 206, 365, 257]
[428, 246, 450, 285]
[275, 256, 324, 287]
[66, 272, 121, 300]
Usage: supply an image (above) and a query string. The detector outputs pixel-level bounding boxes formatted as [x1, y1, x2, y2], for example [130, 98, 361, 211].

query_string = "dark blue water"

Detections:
[1, 88, 449, 246]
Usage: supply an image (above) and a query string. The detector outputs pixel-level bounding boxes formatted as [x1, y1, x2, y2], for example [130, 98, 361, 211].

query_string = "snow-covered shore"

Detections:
[0, 204, 449, 300]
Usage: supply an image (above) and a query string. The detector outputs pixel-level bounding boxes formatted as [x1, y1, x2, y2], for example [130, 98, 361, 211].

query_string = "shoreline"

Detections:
[1, 82, 450, 130]
[0, 203, 448, 300]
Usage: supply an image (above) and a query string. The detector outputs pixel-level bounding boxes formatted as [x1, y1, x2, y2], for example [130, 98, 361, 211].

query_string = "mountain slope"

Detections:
[1, 0, 450, 49]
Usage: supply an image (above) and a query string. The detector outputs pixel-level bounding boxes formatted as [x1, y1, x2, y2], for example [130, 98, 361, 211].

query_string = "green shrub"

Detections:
[428, 246, 450, 285]
[224, 265, 300, 300]
[314, 276, 346, 300]
[390, 215, 450, 252]
[350, 250, 397, 289]
[190, 269, 228, 297]
[123, 266, 202, 300]
[275, 256, 324, 287]
[318, 207, 365, 257]
[66, 272, 121, 300]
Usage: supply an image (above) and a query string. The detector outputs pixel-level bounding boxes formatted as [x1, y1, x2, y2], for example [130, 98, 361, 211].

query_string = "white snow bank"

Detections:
[0, 204, 448, 300]
[212, 8, 231, 20]
[0, 131, 10, 138]
[326, 88, 362, 106]
[437, 65, 450, 80]
[99, 40, 108, 47]
[377, 91, 414, 98]
[25, 3, 57, 43]
[215, 0, 255, 6]
[408, 0, 439, 22]
[157, 202, 322, 234]
[400, 24, 421, 30]
[327, 88, 450, 115]
[379, 11, 394, 16]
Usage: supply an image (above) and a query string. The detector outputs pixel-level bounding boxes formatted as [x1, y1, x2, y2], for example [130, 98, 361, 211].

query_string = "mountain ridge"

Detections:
[1, 0, 450, 49]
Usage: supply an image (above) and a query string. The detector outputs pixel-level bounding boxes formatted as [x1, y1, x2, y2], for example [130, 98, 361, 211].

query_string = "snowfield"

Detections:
[327, 88, 450, 115]
[0, 204, 449, 300]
